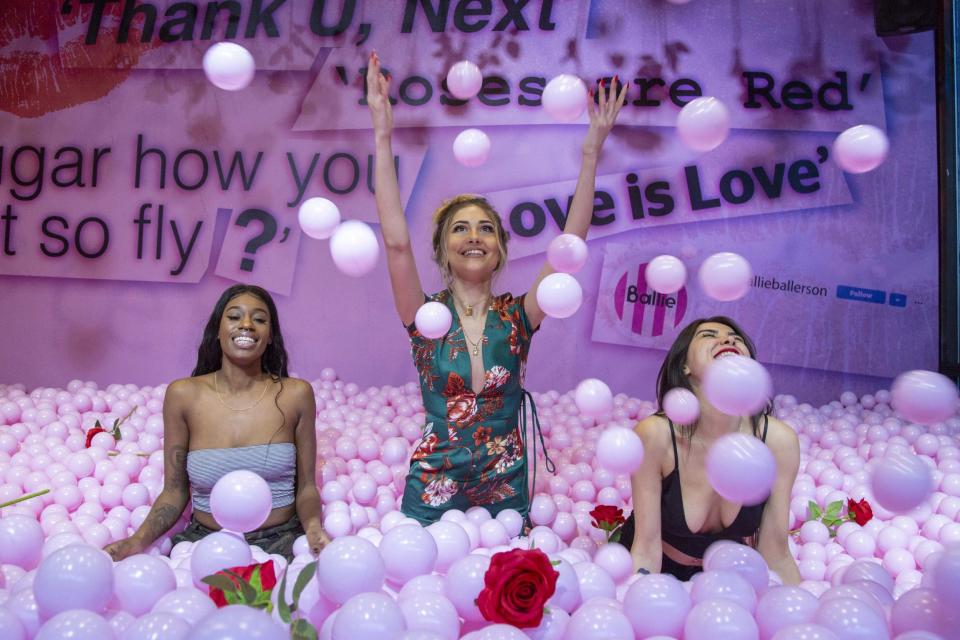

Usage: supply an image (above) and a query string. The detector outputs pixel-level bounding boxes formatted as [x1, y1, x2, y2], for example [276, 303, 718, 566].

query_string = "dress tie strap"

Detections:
[520, 390, 556, 510]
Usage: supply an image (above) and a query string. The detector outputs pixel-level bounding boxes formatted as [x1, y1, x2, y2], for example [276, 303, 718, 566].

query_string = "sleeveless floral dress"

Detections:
[400, 290, 538, 524]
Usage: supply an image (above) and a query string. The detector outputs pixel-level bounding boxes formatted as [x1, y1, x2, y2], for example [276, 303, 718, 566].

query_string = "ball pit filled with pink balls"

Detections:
[0, 371, 959, 639]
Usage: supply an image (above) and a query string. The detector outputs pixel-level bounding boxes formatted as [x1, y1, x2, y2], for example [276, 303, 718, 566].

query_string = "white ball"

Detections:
[298, 197, 341, 240]
[574, 378, 613, 417]
[543, 74, 588, 122]
[330, 220, 379, 277]
[446, 60, 483, 100]
[676, 96, 731, 152]
[415, 302, 453, 339]
[833, 124, 889, 174]
[453, 129, 491, 168]
[536, 273, 583, 319]
[646, 255, 687, 294]
[202, 43, 255, 91]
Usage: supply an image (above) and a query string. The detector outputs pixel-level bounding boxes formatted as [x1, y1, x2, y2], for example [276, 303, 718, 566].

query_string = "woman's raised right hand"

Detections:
[366, 52, 393, 136]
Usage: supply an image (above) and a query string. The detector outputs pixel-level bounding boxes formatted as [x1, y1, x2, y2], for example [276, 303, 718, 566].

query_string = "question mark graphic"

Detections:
[235, 208, 278, 272]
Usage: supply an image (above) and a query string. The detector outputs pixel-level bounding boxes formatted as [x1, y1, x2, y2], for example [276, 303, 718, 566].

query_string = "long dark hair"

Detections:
[656, 316, 769, 440]
[192, 284, 290, 379]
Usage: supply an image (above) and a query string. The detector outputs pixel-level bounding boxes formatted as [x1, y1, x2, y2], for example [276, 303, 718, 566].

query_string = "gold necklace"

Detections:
[451, 291, 489, 318]
[214, 372, 270, 411]
[462, 327, 484, 356]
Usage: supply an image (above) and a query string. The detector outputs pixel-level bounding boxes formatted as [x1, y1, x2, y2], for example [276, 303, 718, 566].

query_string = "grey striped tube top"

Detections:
[186, 443, 297, 513]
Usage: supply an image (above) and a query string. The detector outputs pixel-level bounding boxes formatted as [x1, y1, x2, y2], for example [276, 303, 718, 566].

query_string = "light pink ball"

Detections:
[676, 96, 731, 152]
[832, 124, 889, 174]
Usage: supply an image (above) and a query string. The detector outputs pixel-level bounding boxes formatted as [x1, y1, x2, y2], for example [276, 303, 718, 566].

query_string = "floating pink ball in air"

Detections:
[446, 60, 483, 100]
[536, 273, 583, 318]
[647, 255, 687, 294]
[833, 124, 889, 174]
[415, 301, 453, 339]
[706, 433, 777, 505]
[677, 97, 731, 152]
[543, 74, 588, 122]
[891, 370, 958, 425]
[210, 469, 272, 533]
[663, 388, 700, 425]
[330, 220, 380, 277]
[698, 252, 752, 302]
[202, 42, 255, 91]
[298, 197, 341, 240]
[453, 128, 491, 168]
[702, 354, 772, 417]
[547, 234, 589, 274]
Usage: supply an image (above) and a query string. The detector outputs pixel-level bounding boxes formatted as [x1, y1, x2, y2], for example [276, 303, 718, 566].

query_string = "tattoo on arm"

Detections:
[143, 503, 183, 541]
[166, 444, 188, 491]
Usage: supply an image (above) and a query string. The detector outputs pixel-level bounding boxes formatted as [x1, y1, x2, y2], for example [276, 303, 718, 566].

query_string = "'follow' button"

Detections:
[836, 285, 886, 304]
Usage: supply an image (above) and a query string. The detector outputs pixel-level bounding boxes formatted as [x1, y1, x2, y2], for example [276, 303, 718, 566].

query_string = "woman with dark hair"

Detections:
[619, 316, 801, 583]
[104, 284, 330, 561]
[366, 53, 627, 525]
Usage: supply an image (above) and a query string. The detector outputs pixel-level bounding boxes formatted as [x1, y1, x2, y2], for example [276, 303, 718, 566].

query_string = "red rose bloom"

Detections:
[207, 561, 277, 608]
[590, 505, 625, 530]
[476, 548, 559, 628]
[847, 498, 873, 526]
[84, 426, 106, 448]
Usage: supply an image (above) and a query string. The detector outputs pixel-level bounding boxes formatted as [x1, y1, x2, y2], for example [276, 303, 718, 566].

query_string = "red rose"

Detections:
[590, 505, 625, 531]
[84, 426, 106, 448]
[848, 498, 873, 526]
[207, 561, 277, 608]
[476, 548, 559, 628]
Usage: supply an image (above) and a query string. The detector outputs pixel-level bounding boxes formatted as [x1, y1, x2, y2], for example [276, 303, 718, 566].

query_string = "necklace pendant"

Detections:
[472, 345, 479, 356]
[465, 305, 473, 317]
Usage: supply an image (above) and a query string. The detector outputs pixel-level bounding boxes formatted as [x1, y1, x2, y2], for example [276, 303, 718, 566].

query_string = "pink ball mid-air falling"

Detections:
[546, 234, 588, 275]
[453, 129, 491, 168]
[415, 301, 453, 340]
[542, 74, 588, 122]
[832, 124, 890, 174]
[202, 42, 256, 91]
[676, 96, 731, 152]
[446, 60, 483, 100]
[535, 273, 583, 319]
[698, 251, 753, 302]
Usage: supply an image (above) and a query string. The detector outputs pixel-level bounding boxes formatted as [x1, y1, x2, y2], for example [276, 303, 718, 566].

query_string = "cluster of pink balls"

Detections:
[0, 369, 959, 639]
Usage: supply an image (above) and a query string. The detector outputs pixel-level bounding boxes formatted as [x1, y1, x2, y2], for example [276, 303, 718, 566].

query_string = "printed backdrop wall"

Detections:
[0, 0, 939, 403]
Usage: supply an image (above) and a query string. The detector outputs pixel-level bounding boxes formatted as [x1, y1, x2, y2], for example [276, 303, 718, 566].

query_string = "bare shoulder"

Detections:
[165, 376, 205, 404]
[765, 415, 800, 458]
[634, 414, 672, 451]
[280, 377, 315, 408]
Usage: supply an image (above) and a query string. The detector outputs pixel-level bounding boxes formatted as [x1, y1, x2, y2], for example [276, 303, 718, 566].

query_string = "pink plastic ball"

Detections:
[870, 449, 933, 513]
[446, 60, 482, 100]
[706, 433, 776, 505]
[202, 42, 255, 91]
[663, 388, 700, 425]
[542, 74, 588, 122]
[546, 234, 589, 275]
[330, 220, 380, 277]
[596, 427, 645, 475]
[832, 124, 889, 174]
[536, 273, 583, 319]
[891, 370, 957, 425]
[676, 97, 731, 152]
[298, 197, 341, 240]
[209, 470, 272, 533]
[453, 128, 491, 168]
[414, 302, 453, 339]
[702, 355, 772, 417]
[698, 252, 752, 302]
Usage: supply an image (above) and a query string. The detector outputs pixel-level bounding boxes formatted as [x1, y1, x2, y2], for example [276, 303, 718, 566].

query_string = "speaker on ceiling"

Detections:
[873, 0, 937, 36]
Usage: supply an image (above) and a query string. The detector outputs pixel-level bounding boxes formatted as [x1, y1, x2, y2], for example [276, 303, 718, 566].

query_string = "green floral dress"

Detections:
[400, 290, 538, 524]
